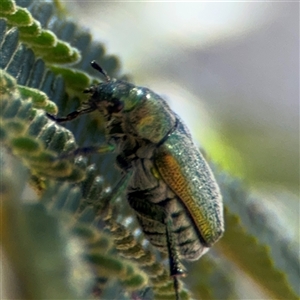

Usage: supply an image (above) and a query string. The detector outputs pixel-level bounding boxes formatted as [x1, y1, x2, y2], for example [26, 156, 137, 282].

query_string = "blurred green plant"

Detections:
[1, 0, 299, 299]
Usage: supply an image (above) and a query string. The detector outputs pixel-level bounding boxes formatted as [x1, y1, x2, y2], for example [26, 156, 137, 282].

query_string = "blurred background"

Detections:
[1, 1, 298, 299]
[63, 2, 299, 299]
[65, 1, 299, 223]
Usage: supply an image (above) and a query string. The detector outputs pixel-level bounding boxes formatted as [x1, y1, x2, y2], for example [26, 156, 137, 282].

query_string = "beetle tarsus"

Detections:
[47, 106, 97, 124]
[173, 276, 180, 300]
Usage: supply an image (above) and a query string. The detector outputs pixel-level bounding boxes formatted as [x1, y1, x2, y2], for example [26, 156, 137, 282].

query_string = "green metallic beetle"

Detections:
[48, 61, 224, 296]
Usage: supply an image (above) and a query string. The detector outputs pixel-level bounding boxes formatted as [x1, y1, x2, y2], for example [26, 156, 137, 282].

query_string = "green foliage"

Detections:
[0, 154, 93, 299]
[1, 0, 299, 299]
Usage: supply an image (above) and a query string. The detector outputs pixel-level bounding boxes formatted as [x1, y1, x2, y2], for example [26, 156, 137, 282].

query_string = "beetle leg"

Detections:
[58, 144, 115, 160]
[165, 217, 186, 277]
[47, 106, 96, 123]
[127, 198, 185, 299]
[96, 170, 133, 216]
[165, 217, 186, 300]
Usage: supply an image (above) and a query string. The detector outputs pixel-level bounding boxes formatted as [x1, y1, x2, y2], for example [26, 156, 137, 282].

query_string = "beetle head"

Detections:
[84, 61, 144, 115]
[85, 61, 176, 144]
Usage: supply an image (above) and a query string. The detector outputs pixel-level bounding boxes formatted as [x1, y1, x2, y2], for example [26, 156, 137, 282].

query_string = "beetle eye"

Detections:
[107, 98, 124, 113]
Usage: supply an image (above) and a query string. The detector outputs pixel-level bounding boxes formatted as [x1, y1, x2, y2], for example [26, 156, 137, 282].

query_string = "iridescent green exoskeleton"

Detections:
[48, 61, 224, 299]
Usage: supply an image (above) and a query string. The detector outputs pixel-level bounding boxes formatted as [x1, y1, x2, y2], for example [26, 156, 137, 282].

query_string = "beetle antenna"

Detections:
[91, 60, 111, 82]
